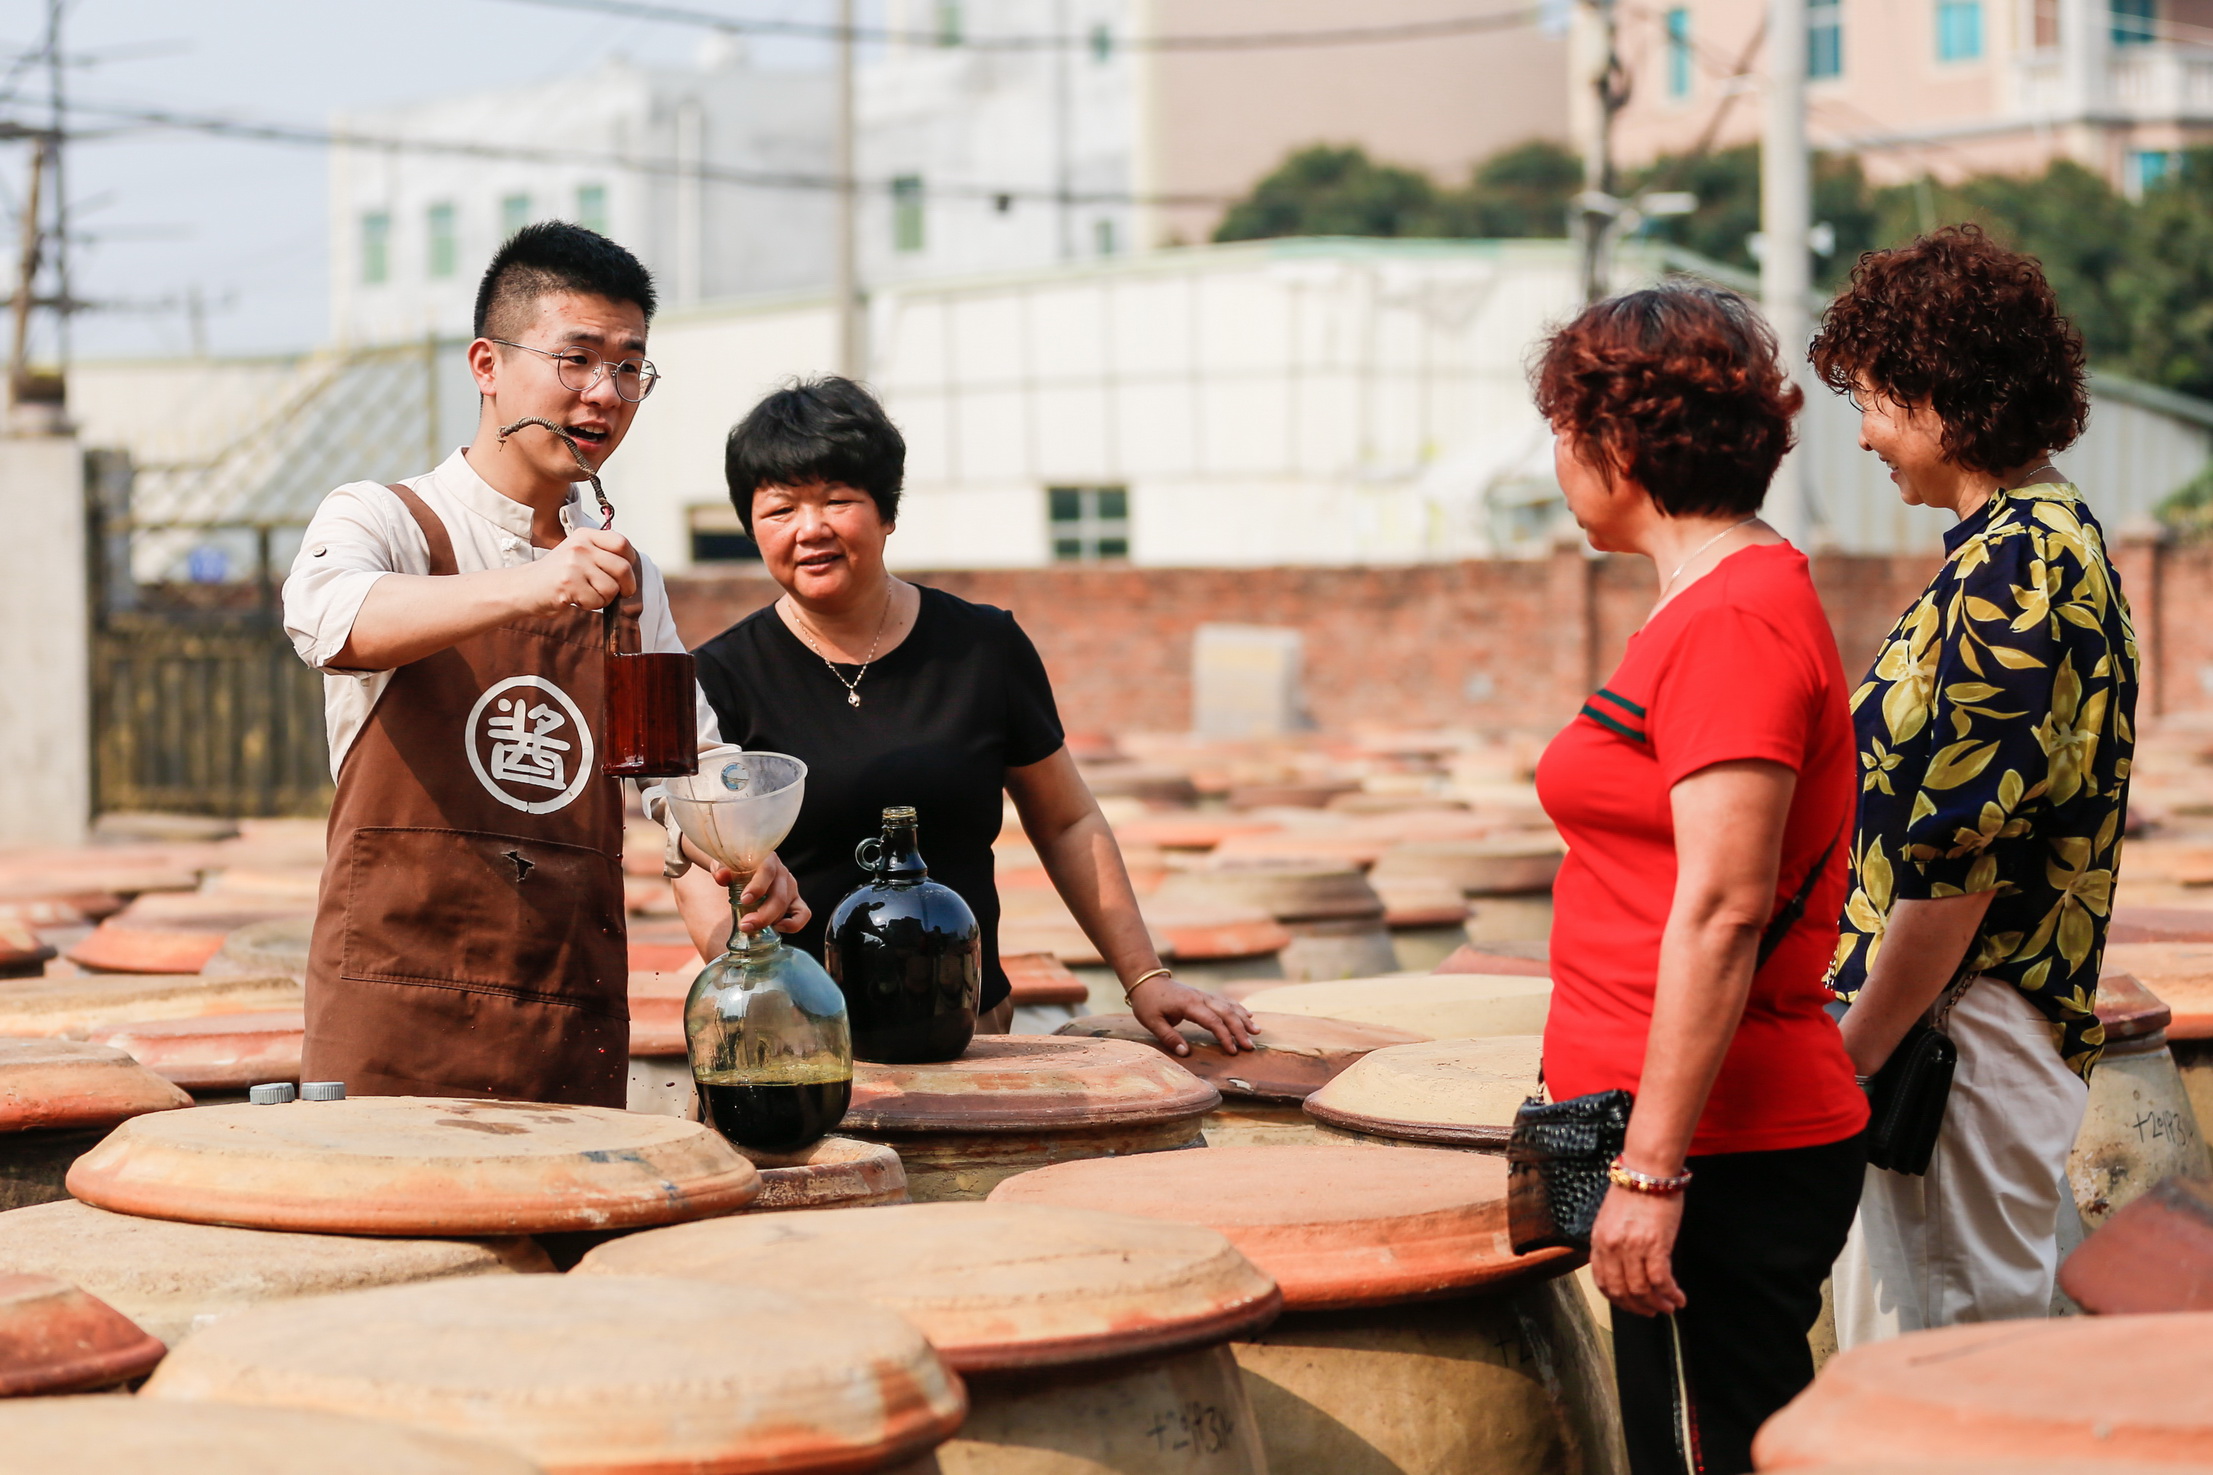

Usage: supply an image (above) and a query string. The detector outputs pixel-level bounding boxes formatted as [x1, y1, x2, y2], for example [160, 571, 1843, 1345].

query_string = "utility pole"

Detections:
[1761, 0, 1812, 543]
[7, 0, 67, 431]
[1575, 0, 1629, 303]
[834, 0, 863, 379]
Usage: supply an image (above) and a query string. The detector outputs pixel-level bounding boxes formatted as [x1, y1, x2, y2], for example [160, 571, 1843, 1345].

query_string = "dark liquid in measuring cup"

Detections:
[698, 1071, 853, 1154]
[603, 650, 699, 778]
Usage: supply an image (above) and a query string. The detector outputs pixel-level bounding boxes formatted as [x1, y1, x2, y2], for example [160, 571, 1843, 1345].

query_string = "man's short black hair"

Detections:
[725, 376, 905, 532]
[473, 221, 658, 340]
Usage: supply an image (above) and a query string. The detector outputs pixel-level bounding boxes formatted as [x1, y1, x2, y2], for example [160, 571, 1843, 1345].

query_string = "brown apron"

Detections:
[301, 485, 632, 1106]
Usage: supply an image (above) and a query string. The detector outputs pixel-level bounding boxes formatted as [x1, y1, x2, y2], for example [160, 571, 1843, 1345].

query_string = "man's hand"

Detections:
[680, 837, 809, 935]
[1129, 976, 1260, 1055]
[1589, 1184, 1688, 1317]
[522, 529, 637, 616]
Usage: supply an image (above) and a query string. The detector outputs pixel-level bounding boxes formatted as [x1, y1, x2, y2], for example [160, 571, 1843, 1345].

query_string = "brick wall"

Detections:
[667, 536, 2193, 739]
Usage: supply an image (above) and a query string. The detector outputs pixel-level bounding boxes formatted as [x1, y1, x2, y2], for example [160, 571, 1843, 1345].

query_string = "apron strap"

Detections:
[386, 483, 460, 579]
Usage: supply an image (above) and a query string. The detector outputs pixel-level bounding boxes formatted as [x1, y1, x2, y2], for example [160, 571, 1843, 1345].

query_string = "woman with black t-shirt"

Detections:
[669, 376, 1255, 1054]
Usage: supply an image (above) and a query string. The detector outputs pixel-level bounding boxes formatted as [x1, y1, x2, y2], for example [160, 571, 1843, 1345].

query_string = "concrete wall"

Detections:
[0, 436, 89, 844]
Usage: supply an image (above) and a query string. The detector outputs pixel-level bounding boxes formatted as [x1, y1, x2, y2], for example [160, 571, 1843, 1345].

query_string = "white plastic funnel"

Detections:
[663, 749, 808, 878]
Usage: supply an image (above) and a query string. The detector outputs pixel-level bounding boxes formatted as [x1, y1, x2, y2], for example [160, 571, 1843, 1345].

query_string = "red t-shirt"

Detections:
[1534, 543, 1868, 1156]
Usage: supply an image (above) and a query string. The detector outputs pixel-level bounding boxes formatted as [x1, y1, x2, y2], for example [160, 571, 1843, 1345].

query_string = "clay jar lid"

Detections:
[66, 891, 310, 974]
[0, 1398, 546, 1475]
[1435, 941, 1551, 977]
[0, 916, 55, 977]
[0, 971, 303, 1037]
[0, 1198, 552, 1345]
[2100, 944, 2213, 1039]
[734, 1135, 909, 1210]
[0, 1037, 190, 1131]
[575, 1200, 1281, 1369]
[1751, 1312, 2213, 1467]
[844, 1035, 1222, 1134]
[66, 1096, 760, 1235]
[989, 1143, 1573, 1310]
[1369, 837, 1564, 895]
[1142, 903, 1293, 961]
[1302, 1036, 1543, 1148]
[2058, 1174, 2213, 1314]
[86, 1010, 305, 1091]
[0, 1272, 166, 1395]
[2109, 904, 2213, 944]
[2097, 970, 2172, 1047]
[142, 1275, 966, 1475]
[627, 969, 689, 1058]
[1054, 1011, 1427, 1102]
[199, 915, 312, 982]
[1240, 973, 1553, 1039]
[1151, 865, 1385, 923]
[1003, 950, 1091, 1006]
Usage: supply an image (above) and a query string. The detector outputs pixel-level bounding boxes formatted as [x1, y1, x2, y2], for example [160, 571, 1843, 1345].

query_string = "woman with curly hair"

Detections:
[1533, 283, 1867, 1475]
[1810, 224, 2137, 1346]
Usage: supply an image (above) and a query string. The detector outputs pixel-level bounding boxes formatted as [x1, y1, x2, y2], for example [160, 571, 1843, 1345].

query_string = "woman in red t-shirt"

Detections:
[1531, 284, 1868, 1475]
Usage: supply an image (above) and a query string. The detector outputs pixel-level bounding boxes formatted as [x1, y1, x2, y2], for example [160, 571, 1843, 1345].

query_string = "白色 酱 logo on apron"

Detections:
[464, 675, 596, 813]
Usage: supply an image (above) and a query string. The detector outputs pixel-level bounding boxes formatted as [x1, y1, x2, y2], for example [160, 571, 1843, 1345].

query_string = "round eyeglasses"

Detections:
[490, 338, 661, 402]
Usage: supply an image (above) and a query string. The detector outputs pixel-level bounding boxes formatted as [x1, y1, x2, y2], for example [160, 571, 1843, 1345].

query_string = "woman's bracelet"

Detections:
[1122, 967, 1174, 1002]
[1607, 1156, 1693, 1196]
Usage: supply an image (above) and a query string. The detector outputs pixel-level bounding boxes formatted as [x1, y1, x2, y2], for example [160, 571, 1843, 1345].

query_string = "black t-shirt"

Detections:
[692, 585, 1067, 1012]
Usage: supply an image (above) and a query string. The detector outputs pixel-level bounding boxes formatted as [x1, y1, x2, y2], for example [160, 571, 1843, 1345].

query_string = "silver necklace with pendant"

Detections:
[788, 584, 893, 708]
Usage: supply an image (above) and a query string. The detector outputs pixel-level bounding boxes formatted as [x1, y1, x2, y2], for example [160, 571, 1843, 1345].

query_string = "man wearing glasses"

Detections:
[282, 221, 802, 1106]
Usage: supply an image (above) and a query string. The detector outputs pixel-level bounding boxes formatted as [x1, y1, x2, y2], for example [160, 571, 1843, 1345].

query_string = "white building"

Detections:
[858, 0, 1141, 287]
[328, 50, 838, 345]
[90, 238, 2203, 584]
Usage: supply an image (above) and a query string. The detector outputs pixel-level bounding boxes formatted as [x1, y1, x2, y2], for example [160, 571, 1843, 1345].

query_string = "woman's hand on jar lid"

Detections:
[1131, 976, 1260, 1056]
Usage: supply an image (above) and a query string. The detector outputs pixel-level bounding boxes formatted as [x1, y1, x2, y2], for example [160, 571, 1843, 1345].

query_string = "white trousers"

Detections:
[1832, 975, 2091, 1348]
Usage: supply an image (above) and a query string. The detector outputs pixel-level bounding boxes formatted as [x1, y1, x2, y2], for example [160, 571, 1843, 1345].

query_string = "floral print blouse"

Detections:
[1827, 484, 2138, 1078]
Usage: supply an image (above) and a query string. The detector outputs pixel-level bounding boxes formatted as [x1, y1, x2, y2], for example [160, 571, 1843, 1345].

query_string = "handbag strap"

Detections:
[1755, 818, 1846, 971]
[1533, 816, 1848, 1101]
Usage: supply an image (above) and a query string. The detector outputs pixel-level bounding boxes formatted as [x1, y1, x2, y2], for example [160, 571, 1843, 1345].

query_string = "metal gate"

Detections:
[87, 451, 333, 818]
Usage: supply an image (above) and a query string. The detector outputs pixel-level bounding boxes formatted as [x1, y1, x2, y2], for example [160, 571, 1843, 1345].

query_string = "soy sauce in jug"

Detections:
[826, 807, 982, 1064]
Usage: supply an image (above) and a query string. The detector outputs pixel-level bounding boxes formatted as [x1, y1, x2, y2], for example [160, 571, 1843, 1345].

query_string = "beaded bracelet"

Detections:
[1122, 967, 1174, 1002]
[1607, 1156, 1693, 1196]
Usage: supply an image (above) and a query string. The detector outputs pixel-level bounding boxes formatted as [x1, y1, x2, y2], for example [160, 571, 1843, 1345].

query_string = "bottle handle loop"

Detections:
[854, 836, 885, 874]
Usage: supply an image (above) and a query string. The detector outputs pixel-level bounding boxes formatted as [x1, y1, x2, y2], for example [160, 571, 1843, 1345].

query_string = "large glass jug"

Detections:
[826, 806, 981, 1064]
[664, 750, 852, 1152]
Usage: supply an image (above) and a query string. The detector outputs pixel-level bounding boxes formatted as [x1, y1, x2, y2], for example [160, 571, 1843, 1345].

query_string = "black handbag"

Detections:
[1507, 824, 1843, 1256]
[1861, 966, 1974, 1176]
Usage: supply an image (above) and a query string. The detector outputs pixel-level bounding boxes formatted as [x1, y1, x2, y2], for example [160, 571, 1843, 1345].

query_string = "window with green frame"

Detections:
[1665, 7, 1693, 96]
[426, 202, 458, 279]
[1937, 0, 1982, 57]
[934, 0, 962, 45]
[892, 176, 926, 253]
[1047, 486, 1130, 562]
[361, 211, 391, 285]
[575, 183, 608, 234]
[2111, 0, 2157, 44]
[501, 192, 532, 239]
[1809, 0, 1842, 77]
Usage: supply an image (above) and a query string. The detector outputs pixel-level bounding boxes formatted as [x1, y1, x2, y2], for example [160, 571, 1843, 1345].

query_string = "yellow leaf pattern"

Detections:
[1827, 485, 2136, 1081]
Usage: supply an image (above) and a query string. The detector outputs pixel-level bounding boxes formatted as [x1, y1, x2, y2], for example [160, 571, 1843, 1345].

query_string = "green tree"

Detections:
[1447, 140, 1583, 238]
[2114, 150, 2213, 398]
[1213, 145, 1442, 242]
[1628, 145, 1880, 287]
[1870, 161, 2133, 364]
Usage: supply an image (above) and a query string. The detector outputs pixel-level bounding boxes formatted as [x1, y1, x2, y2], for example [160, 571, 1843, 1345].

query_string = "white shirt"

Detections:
[283, 446, 721, 779]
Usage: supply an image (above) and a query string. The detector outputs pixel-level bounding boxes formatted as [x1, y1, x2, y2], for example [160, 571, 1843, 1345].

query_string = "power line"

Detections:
[56, 97, 1240, 207]
[489, 0, 1548, 50]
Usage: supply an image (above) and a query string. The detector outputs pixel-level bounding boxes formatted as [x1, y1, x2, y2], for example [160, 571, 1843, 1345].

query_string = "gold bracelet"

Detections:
[1607, 1156, 1693, 1196]
[1122, 967, 1174, 1002]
